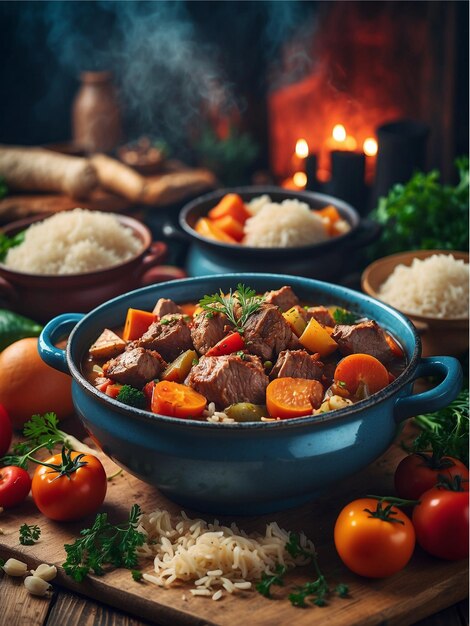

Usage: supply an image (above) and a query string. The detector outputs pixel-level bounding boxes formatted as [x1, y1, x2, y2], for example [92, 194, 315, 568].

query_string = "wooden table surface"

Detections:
[1, 572, 468, 626]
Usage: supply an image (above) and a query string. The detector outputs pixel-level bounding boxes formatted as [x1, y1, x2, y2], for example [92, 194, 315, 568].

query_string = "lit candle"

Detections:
[291, 138, 309, 171]
[363, 137, 378, 183]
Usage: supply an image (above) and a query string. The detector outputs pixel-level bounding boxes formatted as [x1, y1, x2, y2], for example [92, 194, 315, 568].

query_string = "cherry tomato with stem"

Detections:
[395, 453, 468, 500]
[0, 465, 31, 508]
[412, 475, 469, 561]
[0, 404, 13, 456]
[31, 447, 107, 521]
[334, 497, 416, 578]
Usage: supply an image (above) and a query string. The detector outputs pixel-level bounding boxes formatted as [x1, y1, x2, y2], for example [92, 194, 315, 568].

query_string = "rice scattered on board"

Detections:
[378, 254, 469, 319]
[137, 508, 314, 600]
[243, 198, 328, 248]
[4, 208, 142, 275]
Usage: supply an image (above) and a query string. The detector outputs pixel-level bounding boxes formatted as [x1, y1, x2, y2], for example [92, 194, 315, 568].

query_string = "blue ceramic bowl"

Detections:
[39, 273, 462, 515]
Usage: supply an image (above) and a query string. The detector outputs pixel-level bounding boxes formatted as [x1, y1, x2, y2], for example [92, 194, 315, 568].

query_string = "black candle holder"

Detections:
[327, 150, 367, 214]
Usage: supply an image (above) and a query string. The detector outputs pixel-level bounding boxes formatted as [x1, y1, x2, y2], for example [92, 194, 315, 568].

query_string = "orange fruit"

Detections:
[0, 337, 73, 428]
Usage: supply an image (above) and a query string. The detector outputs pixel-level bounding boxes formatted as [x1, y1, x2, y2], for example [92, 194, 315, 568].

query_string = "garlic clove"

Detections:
[30, 563, 57, 582]
[24, 575, 51, 596]
[3, 557, 28, 577]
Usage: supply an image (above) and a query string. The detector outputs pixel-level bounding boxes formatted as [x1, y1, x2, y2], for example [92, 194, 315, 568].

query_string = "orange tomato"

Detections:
[0, 337, 73, 428]
[334, 498, 415, 578]
[266, 377, 320, 419]
[151, 381, 207, 418]
[333, 353, 389, 395]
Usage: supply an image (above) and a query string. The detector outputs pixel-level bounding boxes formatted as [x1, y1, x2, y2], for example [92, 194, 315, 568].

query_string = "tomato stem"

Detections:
[435, 474, 469, 492]
[363, 501, 405, 524]
[28, 446, 88, 480]
[366, 494, 420, 507]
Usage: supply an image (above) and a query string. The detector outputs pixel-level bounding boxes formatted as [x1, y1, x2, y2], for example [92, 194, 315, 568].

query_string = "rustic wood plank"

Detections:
[413, 601, 468, 626]
[0, 422, 468, 626]
[46, 590, 154, 626]
[458, 598, 470, 625]
[0, 566, 54, 626]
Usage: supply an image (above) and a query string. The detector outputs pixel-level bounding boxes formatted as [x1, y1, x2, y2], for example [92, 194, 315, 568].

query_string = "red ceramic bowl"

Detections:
[0, 213, 185, 323]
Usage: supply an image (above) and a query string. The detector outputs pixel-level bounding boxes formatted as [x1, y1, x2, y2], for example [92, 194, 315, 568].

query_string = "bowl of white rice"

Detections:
[0, 209, 179, 322]
[362, 250, 469, 356]
[178, 186, 380, 280]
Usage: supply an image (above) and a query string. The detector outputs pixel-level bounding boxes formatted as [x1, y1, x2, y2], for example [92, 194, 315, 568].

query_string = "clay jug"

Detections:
[72, 71, 122, 153]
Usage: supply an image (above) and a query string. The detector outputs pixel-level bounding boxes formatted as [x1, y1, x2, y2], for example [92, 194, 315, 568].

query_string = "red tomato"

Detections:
[334, 498, 416, 578]
[0, 465, 31, 508]
[412, 480, 469, 561]
[395, 453, 469, 500]
[0, 404, 12, 456]
[31, 450, 107, 521]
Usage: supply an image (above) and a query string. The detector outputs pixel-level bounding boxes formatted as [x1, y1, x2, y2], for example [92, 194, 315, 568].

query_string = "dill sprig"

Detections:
[63, 504, 146, 582]
[199, 283, 264, 333]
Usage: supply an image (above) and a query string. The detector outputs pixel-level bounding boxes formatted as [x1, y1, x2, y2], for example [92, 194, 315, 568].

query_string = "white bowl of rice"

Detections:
[362, 250, 469, 356]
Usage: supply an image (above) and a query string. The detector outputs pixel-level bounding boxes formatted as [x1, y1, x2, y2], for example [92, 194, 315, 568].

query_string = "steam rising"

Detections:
[16, 1, 312, 144]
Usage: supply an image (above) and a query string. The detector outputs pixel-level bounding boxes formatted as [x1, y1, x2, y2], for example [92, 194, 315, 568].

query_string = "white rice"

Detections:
[4, 208, 142, 275]
[204, 402, 234, 424]
[243, 198, 328, 248]
[378, 254, 469, 319]
[137, 508, 314, 600]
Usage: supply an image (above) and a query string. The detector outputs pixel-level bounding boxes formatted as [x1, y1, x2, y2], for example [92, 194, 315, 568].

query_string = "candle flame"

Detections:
[295, 138, 309, 158]
[363, 137, 378, 156]
[293, 171, 307, 188]
[332, 124, 346, 142]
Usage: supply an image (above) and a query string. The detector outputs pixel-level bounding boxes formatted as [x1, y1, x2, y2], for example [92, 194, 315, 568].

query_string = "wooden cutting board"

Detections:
[0, 420, 467, 626]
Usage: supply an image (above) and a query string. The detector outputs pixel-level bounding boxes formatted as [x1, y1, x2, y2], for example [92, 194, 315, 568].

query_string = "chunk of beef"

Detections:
[185, 354, 268, 409]
[137, 317, 193, 361]
[243, 303, 297, 361]
[306, 306, 335, 327]
[264, 286, 299, 312]
[89, 329, 126, 360]
[331, 320, 394, 363]
[270, 350, 324, 381]
[152, 298, 182, 318]
[191, 312, 232, 355]
[104, 347, 166, 388]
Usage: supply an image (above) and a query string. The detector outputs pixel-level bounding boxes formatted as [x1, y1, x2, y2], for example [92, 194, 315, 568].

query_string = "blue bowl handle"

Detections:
[39, 313, 84, 375]
[394, 356, 463, 423]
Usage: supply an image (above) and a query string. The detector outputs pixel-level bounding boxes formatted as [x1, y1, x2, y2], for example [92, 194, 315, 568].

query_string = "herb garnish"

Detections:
[1, 412, 95, 468]
[199, 284, 264, 333]
[256, 532, 349, 608]
[0, 230, 25, 262]
[332, 308, 356, 325]
[406, 387, 469, 465]
[63, 504, 146, 582]
[19, 523, 41, 545]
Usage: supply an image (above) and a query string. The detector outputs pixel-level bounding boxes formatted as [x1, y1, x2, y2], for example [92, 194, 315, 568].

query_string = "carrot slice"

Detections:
[208, 193, 251, 224]
[334, 353, 390, 395]
[266, 377, 322, 419]
[151, 381, 207, 418]
[122, 308, 156, 341]
[317, 204, 341, 223]
[212, 215, 245, 241]
[194, 217, 237, 244]
[385, 332, 404, 358]
[179, 303, 198, 318]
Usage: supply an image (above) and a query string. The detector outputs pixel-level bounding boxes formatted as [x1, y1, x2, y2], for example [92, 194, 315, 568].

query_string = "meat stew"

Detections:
[83, 284, 406, 422]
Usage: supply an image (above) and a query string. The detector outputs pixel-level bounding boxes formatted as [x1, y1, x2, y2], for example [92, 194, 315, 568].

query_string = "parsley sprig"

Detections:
[1, 413, 95, 467]
[256, 533, 349, 608]
[63, 504, 146, 582]
[408, 387, 469, 465]
[199, 283, 264, 333]
[19, 523, 41, 546]
[332, 308, 357, 325]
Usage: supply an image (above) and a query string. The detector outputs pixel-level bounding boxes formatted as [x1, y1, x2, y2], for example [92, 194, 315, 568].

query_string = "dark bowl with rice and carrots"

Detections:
[171, 187, 381, 279]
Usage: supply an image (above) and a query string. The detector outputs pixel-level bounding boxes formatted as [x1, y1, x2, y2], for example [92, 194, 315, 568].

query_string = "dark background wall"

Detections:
[0, 0, 467, 180]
